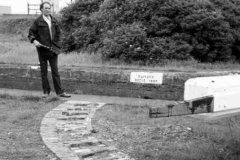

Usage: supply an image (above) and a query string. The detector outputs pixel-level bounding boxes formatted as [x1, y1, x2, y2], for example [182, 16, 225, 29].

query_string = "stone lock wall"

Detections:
[0, 64, 239, 101]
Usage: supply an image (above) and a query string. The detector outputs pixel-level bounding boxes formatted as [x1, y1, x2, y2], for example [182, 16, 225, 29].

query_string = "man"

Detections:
[28, 2, 71, 98]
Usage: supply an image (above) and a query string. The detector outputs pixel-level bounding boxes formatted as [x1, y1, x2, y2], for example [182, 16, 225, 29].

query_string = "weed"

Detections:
[0, 93, 15, 99]
[21, 95, 41, 102]
[10, 111, 34, 124]
[0, 115, 8, 122]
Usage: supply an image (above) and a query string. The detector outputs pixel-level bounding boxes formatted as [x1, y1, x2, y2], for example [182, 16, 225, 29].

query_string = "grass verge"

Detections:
[1, 33, 240, 72]
[92, 104, 240, 160]
[0, 93, 63, 160]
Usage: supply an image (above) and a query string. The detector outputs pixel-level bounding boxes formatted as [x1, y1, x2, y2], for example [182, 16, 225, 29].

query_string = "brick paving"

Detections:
[40, 100, 134, 160]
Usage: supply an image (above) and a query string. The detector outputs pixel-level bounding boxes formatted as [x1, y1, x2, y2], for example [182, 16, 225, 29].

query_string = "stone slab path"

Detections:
[40, 100, 134, 160]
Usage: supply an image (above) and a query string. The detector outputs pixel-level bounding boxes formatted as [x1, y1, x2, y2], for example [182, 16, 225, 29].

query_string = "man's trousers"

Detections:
[38, 54, 63, 94]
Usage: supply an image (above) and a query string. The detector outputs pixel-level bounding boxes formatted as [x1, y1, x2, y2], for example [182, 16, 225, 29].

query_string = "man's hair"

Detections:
[40, 2, 51, 11]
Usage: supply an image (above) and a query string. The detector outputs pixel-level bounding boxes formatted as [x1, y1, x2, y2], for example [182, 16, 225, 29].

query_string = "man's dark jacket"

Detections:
[28, 15, 61, 56]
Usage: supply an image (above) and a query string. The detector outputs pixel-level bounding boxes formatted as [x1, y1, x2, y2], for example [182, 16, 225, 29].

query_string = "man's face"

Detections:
[42, 3, 51, 16]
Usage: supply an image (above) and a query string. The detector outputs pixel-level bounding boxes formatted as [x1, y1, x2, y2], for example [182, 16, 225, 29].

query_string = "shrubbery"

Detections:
[60, 0, 240, 63]
[0, 17, 35, 34]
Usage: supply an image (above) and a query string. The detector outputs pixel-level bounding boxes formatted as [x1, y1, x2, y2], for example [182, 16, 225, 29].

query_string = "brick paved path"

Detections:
[40, 101, 134, 160]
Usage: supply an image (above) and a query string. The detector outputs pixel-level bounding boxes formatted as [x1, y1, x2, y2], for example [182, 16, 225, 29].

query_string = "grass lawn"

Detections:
[92, 104, 240, 160]
[0, 93, 63, 160]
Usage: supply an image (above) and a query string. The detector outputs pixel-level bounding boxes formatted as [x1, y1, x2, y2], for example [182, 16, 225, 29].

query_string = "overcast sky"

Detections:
[0, 0, 71, 14]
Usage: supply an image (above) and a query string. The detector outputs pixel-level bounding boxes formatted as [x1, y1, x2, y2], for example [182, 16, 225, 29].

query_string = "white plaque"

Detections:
[130, 72, 163, 84]
[30, 66, 40, 70]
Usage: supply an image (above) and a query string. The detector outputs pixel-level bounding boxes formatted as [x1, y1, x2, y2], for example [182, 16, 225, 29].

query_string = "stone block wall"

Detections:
[0, 64, 239, 101]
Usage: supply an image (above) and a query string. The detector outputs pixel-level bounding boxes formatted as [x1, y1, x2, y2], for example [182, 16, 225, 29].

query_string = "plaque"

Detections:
[130, 72, 163, 84]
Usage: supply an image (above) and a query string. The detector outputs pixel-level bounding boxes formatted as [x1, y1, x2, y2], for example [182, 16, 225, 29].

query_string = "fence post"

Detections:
[27, 3, 29, 15]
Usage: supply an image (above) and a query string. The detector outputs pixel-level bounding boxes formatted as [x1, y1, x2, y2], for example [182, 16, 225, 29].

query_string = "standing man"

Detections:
[28, 1, 71, 98]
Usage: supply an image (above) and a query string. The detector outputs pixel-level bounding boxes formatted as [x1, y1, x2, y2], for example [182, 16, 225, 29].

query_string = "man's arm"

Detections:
[28, 20, 41, 47]
[28, 20, 38, 43]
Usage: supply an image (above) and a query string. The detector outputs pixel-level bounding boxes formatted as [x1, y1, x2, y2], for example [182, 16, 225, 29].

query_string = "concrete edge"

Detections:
[188, 108, 240, 120]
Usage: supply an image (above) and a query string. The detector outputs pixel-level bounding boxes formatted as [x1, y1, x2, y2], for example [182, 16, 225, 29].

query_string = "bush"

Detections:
[60, 0, 240, 63]
[60, 0, 103, 52]
[181, 8, 234, 62]
[150, 36, 193, 62]
[101, 23, 153, 64]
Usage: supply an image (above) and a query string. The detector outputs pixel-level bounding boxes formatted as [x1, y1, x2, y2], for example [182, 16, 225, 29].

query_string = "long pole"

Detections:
[52, 3, 54, 14]
[27, 3, 29, 15]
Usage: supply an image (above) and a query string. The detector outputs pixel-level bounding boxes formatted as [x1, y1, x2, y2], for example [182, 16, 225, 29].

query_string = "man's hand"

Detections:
[33, 40, 41, 47]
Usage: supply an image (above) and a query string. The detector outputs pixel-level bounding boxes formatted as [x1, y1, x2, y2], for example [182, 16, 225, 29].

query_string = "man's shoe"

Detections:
[57, 92, 71, 98]
[42, 93, 49, 98]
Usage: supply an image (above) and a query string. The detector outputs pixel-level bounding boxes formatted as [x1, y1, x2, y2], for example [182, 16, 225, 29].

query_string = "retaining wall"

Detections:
[0, 64, 239, 101]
